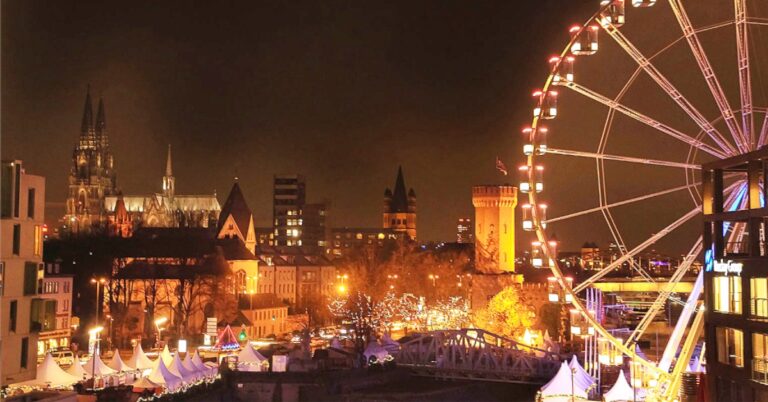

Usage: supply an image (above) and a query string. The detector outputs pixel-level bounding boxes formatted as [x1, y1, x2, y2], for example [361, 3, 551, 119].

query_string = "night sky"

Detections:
[3, 0, 594, 242]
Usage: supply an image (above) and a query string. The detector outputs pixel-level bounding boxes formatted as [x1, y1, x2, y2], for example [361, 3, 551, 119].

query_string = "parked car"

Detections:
[48, 348, 76, 367]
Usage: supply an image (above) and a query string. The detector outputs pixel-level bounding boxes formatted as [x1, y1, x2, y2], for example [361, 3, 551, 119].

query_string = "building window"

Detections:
[23, 263, 38, 296]
[13, 224, 20, 255]
[712, 276, 741, 314]
[21, 337, 29, 369]
[0, 262, 4, 296]
[27, 188, 35, 218]
[716, 327, 744, 367]
[10, 300, 17, 332]
[34, 225, 42, 256]
[752, 278, 768, 317]
[753, 333, 768, 383]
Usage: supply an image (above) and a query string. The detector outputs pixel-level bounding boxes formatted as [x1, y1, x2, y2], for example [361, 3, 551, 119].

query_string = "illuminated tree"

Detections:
[473, 286, 534, 339]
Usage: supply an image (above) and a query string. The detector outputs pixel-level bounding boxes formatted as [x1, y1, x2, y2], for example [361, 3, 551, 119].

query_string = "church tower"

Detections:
[472, 185, 517, 273]
[383, 166, 416, 240]
[63, 87, 118, 235]
[162, 144, 175, 199]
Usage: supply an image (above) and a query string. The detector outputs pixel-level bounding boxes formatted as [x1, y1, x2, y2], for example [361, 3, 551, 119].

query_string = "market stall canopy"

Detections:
[131, 376, 159, 392]
[381, 334, 400, 354]
[182, 353, 203, 381]
[363, 341, 389, 363]
[540, 361, 589, 401]
[65, 360, 88, 380]
[147, 357, 182, 392]
[127, 343, 155, 371]
[160, 345, 174, 366]
[170, 353, 197, 382]
[192, 351, 217, 377]
[237, 345, 268, 372]
[83, 353, 116, 376]
[568, 355, 596, 388]
[34, 354, 80, 387]
[604, 369, 645, 402]
[108, 349, 134, 372]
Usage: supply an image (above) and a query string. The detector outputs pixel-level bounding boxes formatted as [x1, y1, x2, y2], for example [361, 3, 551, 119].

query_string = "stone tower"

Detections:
[63, 87, 118, 234]
[472, 185, 518, 273]
[383, 166, 416, 240]
[162, 144, 175, 199]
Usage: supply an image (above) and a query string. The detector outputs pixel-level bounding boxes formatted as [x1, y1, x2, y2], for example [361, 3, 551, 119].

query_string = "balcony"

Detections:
[754, 358, 768, 385]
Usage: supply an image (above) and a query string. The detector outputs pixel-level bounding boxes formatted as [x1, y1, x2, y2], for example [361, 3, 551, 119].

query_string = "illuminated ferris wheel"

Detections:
[523, 0, 768, 398]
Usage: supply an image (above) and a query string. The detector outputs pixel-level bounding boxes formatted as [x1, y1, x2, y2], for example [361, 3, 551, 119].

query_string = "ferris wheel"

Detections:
[523, 0, 768, 398]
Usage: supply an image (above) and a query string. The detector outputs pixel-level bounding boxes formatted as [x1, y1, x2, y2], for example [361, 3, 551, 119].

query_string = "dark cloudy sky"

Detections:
[2, 0, 593, 242]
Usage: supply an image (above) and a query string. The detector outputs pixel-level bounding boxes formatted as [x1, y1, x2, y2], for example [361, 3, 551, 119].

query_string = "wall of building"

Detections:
[1, 161, 46, 386]
[472, 186, 517, 273]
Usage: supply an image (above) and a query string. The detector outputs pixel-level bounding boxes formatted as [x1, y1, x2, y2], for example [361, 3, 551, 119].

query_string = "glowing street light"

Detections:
[428, 274, 439, 287]
[90, 277, 107, 326]
[154, 317, 167, 348]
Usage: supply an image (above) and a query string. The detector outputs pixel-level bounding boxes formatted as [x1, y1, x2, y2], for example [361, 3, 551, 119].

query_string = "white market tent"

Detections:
[169, 353, 197, 382]
[381, 334, 400, 355]
[65, 360, 89, 381]
[192, 351, 217, 378]
[182, 353, 203, 381]
[132, 376, 160, 391]
[604, 369, 645, 402]
[127, 343, 155, 371]
[108, 349, 134, 372]
[31, 354, 80, 387]
[330, 337, 343, 349]
[363, 341, 389, 363]
[160, 345, 174, 366]
[83, 353, 117, 377]
[147, 357, 182, 392]
[568, 355, 597, 389]
[237, 345, 268, 372]
[540, 362, 589, 402]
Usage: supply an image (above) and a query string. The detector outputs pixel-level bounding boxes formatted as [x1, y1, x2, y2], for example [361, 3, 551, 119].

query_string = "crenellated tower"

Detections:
[63, 87, 118, 235]
[472, 185, 518, 273]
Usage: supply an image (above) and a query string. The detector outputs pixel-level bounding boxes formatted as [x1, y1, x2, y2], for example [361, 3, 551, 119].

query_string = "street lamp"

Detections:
[154, 317, 167, 348]
[88, 326, 103, 390]
[428, 274, 439, 287]
[90, 277, 106, 327]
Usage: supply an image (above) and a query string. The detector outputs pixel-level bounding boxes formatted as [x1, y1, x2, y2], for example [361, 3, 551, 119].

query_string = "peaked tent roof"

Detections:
[131, 376, 160, 390]
[160, 345, 174, 366]
[238, 344, 267, 364]
[66, 360, 88, 380]
[127, 342, 155, 370]
[35, 354, 80, 387]
[363, 341, 389, 361]
[217, 182, 253, 235]
[182, 353, 203, 381]
[604, 369, 644, 402]
[169, 353, 196, 383]
[191, 351, 217, 377]
[568, 355, 596, 387]
[540, 362, 589, 400]
[108, 349, 133, 372]
[83, 353, 116, 376]
[147, 358, 182, 392]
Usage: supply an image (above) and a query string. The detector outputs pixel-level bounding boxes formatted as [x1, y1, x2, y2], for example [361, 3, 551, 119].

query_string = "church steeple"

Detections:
[163, 144, 175, 199]
[79, 86, 95, 148]
[96, 97, 107, 147]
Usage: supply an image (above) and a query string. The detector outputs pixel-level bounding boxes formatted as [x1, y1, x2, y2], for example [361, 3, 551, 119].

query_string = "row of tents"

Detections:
[539, 355, 645, 402]
[22, 343, 219, 393]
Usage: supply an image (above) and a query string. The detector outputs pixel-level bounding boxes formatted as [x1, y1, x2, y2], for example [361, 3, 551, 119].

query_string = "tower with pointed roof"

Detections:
[63, 87, 118, 235]
[162, 144, 175, 199]
[217, 181, 256, 253]
[383, 166, 416, 240]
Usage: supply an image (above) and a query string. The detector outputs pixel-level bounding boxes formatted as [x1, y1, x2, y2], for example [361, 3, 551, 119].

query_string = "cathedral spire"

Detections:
[166, 144, 173, 176]
[96, 96, 107, 145]
[80, 85, 94, 139]
[163, 144, 175, 199]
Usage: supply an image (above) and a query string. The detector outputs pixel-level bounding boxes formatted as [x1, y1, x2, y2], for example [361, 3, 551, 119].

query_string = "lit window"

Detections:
[716, 327, 743, 367]
[752, 278, 768, 317]
[713, 276, 741, 314]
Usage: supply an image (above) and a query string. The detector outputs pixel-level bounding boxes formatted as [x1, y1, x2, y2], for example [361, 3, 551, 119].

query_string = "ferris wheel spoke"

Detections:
[547, 182, 700, 224]
[668, 0, 747, 151]
[600, 22, 739, 156]
[758, 113, 768, 148]
[548, 148, 701, 169]
[625, 237, 703, 347]
[572, 207, 700, 294]
[735, 0, 755, 146]
[564, 82, 728, 159]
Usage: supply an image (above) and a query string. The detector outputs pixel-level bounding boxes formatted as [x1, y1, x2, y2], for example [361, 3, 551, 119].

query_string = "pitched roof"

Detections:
[218, 182, 253, 235]
[216, 237, 256, 260]
[388, 166, 410, 213]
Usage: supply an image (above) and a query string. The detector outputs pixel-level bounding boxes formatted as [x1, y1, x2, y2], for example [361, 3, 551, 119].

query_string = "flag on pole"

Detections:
[495, 157, 508, 176]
